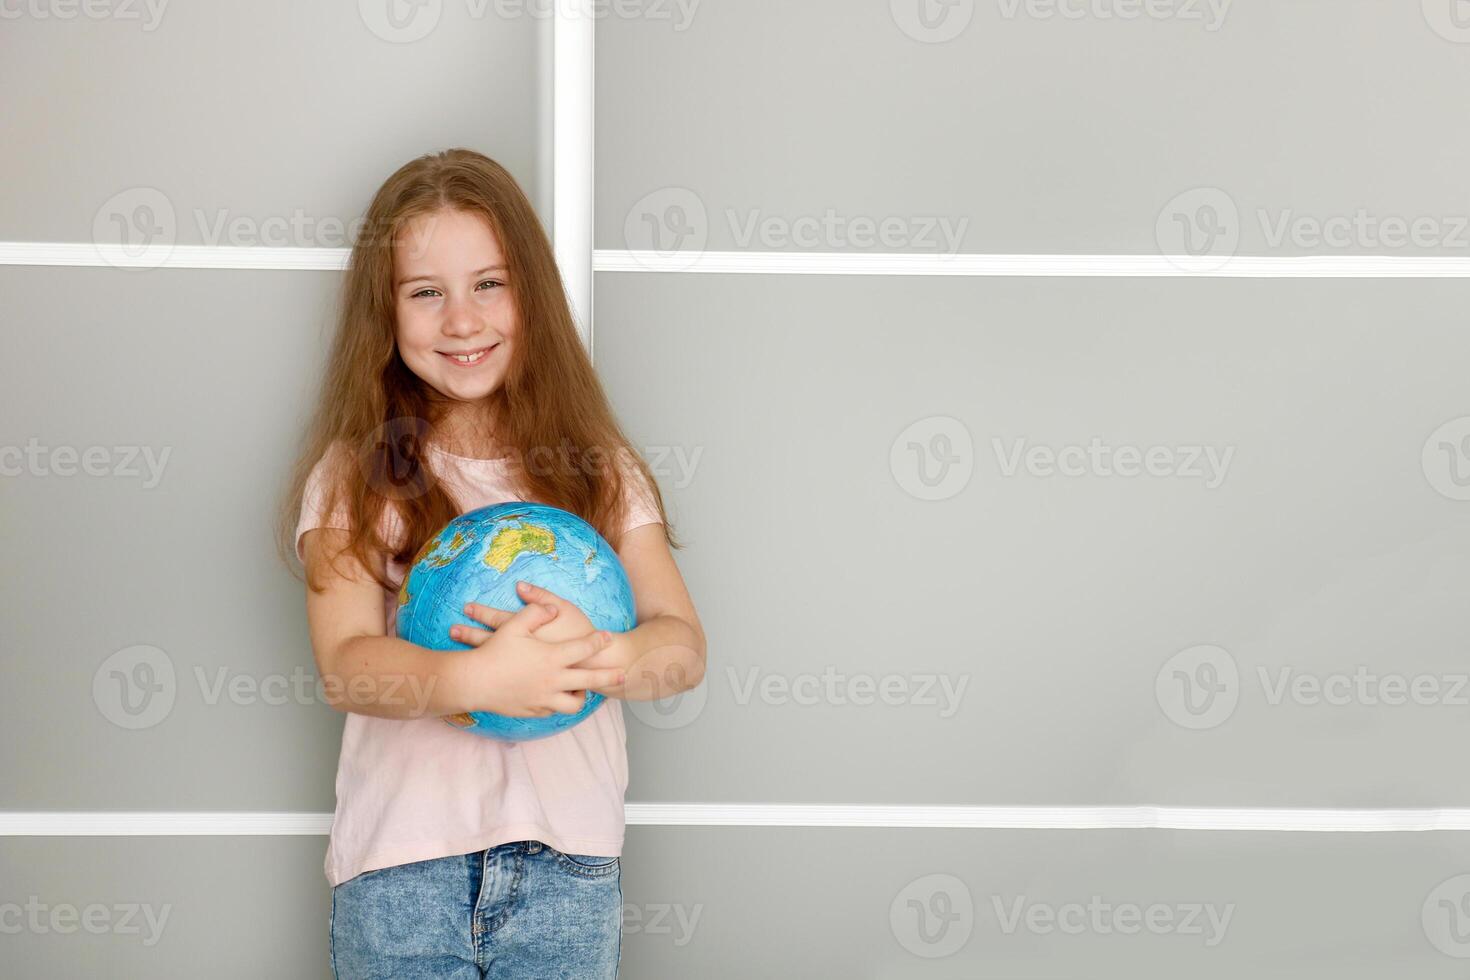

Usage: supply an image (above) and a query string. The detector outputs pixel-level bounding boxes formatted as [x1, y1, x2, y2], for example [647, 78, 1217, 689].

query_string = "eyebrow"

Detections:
[396, 265, 507, 288]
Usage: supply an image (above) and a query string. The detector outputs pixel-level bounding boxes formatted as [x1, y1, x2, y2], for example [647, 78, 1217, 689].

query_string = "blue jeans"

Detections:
[330, 840, 622, 979]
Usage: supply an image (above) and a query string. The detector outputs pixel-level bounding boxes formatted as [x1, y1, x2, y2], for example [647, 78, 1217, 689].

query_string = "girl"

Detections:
[278, 148, 707, 979]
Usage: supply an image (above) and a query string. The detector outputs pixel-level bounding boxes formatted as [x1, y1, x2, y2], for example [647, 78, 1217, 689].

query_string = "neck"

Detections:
[432, 402, 503, 459]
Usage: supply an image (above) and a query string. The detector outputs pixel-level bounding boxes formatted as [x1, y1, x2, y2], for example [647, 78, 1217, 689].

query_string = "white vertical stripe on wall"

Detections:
[553, 2, 596, 349]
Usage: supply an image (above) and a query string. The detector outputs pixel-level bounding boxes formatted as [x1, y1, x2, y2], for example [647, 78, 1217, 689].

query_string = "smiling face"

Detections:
[393, 207, 517, 447]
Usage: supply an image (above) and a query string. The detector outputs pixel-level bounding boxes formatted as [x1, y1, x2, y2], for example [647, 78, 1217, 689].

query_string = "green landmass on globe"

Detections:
[394, 503, 637, 742]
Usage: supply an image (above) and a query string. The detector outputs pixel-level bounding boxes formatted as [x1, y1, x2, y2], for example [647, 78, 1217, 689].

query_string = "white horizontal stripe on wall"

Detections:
[8, 243, 1470, 278]
[3, 806, 1469, 836]
[0, 242, 348, 270]
[595, 250, 1470, 277]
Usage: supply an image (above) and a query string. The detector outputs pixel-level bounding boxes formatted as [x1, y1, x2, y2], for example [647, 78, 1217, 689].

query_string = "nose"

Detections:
[441, 291, 481, 339]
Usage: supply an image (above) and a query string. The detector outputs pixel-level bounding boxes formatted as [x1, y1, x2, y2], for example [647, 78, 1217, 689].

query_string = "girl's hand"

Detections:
[511, 581, 595, 643]
[459, 582, 627, 697]
[447, 601, 623, 717]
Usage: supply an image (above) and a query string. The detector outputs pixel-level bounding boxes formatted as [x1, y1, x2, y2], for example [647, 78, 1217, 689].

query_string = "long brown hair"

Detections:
[277, 148, 680, 593]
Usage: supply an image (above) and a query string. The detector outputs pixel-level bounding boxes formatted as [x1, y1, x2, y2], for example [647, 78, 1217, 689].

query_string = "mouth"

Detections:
[438, 344, 498, 367]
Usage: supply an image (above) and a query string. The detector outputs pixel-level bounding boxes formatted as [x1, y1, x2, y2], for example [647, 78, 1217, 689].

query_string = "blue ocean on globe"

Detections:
[395, 501, 636, 741]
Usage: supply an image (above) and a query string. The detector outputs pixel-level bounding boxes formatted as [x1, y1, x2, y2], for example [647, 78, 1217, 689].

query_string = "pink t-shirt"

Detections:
[295, 441, 662, 887]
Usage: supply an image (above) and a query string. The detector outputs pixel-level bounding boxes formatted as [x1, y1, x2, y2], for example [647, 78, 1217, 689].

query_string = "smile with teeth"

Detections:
[440, 344, 496, 366]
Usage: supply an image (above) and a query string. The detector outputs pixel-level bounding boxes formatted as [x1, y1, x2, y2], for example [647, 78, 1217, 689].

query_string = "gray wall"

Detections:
[5, 0, 1470, 976]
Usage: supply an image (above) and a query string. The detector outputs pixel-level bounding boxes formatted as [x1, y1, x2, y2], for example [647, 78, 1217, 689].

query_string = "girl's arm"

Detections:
[573, 522, 708, 702]
[302, 528, 621, 720]
[302, 527, 479, 720]
[604, 612, 706, 703]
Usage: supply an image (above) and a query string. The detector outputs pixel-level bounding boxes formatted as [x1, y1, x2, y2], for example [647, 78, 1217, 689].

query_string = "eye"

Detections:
[407, 281, 499, 299]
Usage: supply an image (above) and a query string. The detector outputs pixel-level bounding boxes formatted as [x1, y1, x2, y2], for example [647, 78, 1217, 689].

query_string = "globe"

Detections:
[395, 501, 636, 741]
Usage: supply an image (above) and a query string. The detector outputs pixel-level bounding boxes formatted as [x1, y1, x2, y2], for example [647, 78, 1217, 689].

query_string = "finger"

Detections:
[462, 602, 517, 629]
[499, 601, 559, 637]
[551, 629, 614, 664]
[516, 580, 567, 607]
[449, 623, 493, 646]
[558, 667, 626, 691]
[547, 691, 587, 715]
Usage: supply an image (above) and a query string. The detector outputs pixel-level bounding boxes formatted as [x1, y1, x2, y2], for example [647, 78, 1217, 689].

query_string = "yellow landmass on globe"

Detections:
[421, 529, 474, 568]
[399, 528, 478, 607]
[483, 522, 556, 572]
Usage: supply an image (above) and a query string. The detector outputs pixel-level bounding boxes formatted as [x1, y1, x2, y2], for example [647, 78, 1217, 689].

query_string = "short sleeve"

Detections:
[294, 446, 354, 564]
[620, 457, 663, 535]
